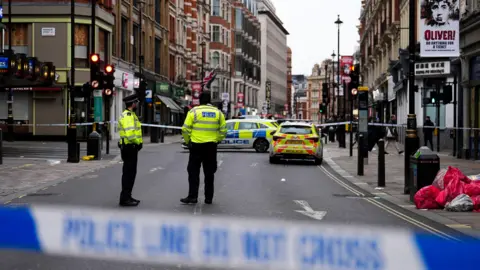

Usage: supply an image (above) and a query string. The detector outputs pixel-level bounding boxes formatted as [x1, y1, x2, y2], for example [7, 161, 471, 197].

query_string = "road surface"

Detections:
[0, 143, 462, 269]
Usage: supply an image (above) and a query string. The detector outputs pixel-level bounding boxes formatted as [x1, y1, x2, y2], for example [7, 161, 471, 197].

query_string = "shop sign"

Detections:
[414, 61, 450, 77]
[157, 82, 170, 94]
[114, 69, 134, 91]
[175, 87, 185, 98]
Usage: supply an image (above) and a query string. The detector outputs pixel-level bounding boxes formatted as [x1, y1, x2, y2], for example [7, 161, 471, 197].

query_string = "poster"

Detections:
[419, 0, 460, 57]
[191, 82, 202, 106]
[340, 56, 353, 85]
[237, 92, 244, 108]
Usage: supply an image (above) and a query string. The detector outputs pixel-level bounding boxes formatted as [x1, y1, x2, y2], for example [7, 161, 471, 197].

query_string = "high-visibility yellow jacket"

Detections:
[182, 105, 227, 144]
[118, 109, 143, 145]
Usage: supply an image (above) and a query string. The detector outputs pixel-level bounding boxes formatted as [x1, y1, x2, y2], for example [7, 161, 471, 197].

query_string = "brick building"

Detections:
[286, 46, 292, 117]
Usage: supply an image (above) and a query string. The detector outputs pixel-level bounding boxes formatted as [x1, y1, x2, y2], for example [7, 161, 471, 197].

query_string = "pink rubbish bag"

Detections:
[438, 178, 466, 207]
[443, 166, 472, 187]
[465, 182, 480, 197]
[471, 195, 480, 211]
[432, 168, 448, 190]
[414, 185, 441, 209]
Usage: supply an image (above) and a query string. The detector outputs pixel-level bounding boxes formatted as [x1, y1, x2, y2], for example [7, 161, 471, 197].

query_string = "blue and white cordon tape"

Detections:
[1, 205, 479, 269]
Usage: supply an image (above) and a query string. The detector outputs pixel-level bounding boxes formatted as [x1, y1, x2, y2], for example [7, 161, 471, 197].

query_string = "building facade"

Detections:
[230, 0, 261, 117]
[168, 0, 188, 86]
[185, 0, 210, 84]
[110, 0, 173, 138]
[359, 0, 461, 154]
[292, 74, 308, 119]
[286, 47, 292, 117]
[257, 0, 288, 115]
[209, 0, 233, 107]
[459, 0, 480, 159]
[307, 63, 326, 122]
[359, 0, 401, 124]
[0, 0, 115, 139]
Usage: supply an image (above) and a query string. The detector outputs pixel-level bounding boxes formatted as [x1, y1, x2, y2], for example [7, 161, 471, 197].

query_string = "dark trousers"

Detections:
[187, 142, 217, 200]
[424, 136, 434, 150]
[120, 145, 139, 201]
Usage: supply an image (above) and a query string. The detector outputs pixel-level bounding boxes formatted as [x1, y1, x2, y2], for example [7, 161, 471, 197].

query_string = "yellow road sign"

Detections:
[358, 86, 369, 91]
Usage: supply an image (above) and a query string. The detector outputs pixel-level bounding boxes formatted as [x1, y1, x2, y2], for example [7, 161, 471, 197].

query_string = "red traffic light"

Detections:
[90, 53, 100, 63]
[105, 64, 114, 74]
[350, 65, 355, 72]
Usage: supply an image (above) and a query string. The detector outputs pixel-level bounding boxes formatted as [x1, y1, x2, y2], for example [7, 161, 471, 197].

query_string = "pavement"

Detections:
[0, 138, 469, 269]
[323, 137, 480, 238]
[0, 135, 183, 204]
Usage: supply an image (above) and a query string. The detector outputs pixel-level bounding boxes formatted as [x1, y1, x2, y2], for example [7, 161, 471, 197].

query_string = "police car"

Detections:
[182, 119, 278, 153]
[269, 121, 323, 164]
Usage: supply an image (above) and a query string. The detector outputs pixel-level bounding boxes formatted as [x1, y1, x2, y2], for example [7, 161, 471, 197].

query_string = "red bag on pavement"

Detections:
[443, 166, 472, 187]
[414, 185, 441, 209]
[465, 182, 480, 197]
[471, 195, 480, 211]
[436, 178, 466, 207]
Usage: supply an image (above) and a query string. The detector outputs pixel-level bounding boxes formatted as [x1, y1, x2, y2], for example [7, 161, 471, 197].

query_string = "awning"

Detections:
[156, 95, 182, 113]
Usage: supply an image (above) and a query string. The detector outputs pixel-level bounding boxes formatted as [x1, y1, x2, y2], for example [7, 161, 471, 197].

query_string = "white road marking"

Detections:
[293, 200, 327, 220]
[149, 166, 164, 173]
[194, 186, 204, 215]
[281, 178, 286, 182]
[250, 162, 258, 167]
[217, 160, 223, 167]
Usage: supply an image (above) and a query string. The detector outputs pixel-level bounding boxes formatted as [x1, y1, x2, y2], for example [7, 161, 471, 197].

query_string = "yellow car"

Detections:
[269, 121, 323, 164]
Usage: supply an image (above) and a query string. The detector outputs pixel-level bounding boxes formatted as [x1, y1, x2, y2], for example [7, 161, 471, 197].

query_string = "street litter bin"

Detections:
[409, 146, 440, 202]
[87, 131, 102, 160]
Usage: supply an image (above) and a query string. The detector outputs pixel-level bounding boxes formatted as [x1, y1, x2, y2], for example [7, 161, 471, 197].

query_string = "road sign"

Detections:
[351, 88, 358, 95]
[342, 76, 351, 84]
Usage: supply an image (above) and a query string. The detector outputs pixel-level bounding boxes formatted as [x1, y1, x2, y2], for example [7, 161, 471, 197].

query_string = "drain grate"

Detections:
[26, 193, 61, 197]
[333, 194, 377, 199]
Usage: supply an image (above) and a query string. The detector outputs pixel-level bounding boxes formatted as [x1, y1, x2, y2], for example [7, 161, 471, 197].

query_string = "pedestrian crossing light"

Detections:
[90, 53, 102, 90]
[104, 64, 115, 98]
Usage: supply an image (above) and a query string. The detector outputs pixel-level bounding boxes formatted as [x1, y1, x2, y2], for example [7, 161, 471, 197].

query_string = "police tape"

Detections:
[1, 205, 478, 269]
[0, 122, 183, 130]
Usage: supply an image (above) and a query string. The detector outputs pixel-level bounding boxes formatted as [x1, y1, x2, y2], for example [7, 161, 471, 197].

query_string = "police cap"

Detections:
[123, 94, 139, 104]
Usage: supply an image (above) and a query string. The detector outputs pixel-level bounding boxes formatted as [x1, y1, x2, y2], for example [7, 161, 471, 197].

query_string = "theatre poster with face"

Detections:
[418, 0, 460, 57]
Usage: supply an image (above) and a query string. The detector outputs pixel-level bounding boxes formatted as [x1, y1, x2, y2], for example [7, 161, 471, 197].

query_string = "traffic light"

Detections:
[322, 83, 329, 103]
[430, 91, 438, 104]
[14, 53, 28, 78]
[103, 64, 115, 98]
[135, 72, 147, 102]
[443, 85, 452, 104]
[320, 103, 327, 114]
[39, 62, 56, 85]
[89, 53, 102, 89]
[349, 64, 360, 92]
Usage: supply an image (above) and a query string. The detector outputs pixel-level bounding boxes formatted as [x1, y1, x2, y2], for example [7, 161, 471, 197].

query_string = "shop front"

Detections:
[111, 68, 135, 139]
[0, 86, 65, 139]
[154, 82, 184, 131]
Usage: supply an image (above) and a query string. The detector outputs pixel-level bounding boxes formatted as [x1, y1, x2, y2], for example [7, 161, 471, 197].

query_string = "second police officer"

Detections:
[118, 94, 143, 207]
[181, 91, 227, 205]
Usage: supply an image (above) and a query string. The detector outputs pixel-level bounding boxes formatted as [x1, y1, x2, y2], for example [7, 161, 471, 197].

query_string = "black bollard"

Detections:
[151, 123, 159, 143]
[160, 128, 165, 143]
[67, 126, 80, 163]
[378, 139, 386, 187]
[0, 128, 3, 165]
[357, 134, 364, 176]
[87, 131, 102, 160]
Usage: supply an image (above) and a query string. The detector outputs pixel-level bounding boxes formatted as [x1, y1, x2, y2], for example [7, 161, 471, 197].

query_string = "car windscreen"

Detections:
[279, 125, 312, 135]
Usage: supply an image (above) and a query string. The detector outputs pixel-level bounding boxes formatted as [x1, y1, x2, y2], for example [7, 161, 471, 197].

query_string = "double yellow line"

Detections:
[318, 165, 460, 242]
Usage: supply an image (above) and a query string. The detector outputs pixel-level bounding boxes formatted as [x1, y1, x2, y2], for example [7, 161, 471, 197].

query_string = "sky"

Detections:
[271, 0, 362, 76]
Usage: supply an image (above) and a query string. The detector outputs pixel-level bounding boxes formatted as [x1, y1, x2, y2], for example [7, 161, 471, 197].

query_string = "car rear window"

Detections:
[279, 125, 312, 135]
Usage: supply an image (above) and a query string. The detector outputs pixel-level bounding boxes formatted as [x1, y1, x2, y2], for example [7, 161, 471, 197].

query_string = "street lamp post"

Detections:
[335, 15, 343, 117]
[324, 63, 329, 120]
[331, 51, 336, 116]
[404, 0, 420, 194]
[200, 41, 206, 79]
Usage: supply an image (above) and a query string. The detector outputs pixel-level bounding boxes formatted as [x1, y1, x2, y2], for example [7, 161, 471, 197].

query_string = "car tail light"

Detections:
[273, 136, 284, 141]
[309, 137, 319, 143]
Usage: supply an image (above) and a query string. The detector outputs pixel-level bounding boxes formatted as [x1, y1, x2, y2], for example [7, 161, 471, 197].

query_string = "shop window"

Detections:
[121, 17, 128, 61]
[74, 24, 89, 68]
[3, 24, 29, 56]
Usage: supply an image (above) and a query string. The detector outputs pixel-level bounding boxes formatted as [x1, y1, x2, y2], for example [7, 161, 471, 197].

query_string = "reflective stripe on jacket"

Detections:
[182, 105, 227, 143]
[118, 109, 143, 145]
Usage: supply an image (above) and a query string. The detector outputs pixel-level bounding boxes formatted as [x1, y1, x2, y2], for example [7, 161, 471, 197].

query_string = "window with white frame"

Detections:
[212, 25, 221, 42]
[211, 51, 220, 67]
[212, 0, 221, 16]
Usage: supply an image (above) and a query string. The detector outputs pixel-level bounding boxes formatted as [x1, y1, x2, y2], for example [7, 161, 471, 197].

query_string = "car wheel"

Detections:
[254, 138, 269, 153]
[314, 157, 323, 165]
[269, 156, 279, 164]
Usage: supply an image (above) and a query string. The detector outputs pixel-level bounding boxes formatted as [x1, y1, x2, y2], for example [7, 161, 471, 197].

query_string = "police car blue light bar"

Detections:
[1, 205, 480, 269]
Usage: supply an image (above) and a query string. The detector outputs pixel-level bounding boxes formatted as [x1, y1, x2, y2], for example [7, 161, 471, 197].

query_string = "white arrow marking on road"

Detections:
[149, 166, 164, 172]
[250, 163, 258, 167]
[293, 200, 327, 220]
